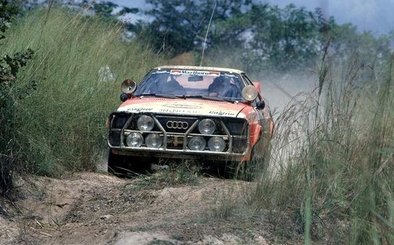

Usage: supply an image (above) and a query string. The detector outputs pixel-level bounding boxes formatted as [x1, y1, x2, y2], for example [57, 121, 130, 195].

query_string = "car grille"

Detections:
[156, 116, 197, 133]
[109, 113, 249, 154]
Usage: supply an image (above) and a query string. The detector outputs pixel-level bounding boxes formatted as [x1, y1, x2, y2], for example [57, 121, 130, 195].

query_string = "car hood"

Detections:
[116, 97, 249, 118]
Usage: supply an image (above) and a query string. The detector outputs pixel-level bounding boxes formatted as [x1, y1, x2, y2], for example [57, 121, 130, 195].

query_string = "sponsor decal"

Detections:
[118, 101, 243, 118]
[152, 70, 168, 74]
[157, 108, 200, 114]
[125, 107, 153, 112]
[163, 103, 203, 109]
[170, 70, 220, 77]
[208, 111, 237, 116]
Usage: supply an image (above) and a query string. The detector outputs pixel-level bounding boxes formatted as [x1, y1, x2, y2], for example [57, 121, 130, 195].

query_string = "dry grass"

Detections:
[1, 8, 165, 176]
[211, 53, 393, 244]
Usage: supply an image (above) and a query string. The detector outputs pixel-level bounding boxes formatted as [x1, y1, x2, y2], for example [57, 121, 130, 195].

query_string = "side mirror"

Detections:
[120, 93, 130, 102]
[256, 100, 265, 110]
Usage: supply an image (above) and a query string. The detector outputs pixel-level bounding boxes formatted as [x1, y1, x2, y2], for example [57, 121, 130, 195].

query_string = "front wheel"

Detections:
[234, 147, 270, 181]
[107, 150, 153, 177]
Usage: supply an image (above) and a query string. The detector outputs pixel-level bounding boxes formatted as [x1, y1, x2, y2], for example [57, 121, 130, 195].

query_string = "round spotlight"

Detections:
[208, 137, 226, 152]
[126, 132, 143, 147]
[145, 133, 163, 148]
[241, 85, 258, 101]
[137, 115, 154, 131]
[121, 79, 137, 94]
[188, 136, 206, 151]
[198, 119, 216, 135]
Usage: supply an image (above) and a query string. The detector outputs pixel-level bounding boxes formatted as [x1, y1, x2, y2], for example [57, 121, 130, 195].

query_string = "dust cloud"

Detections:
[258, 72, 318, 116]
[256, 71, 319, 174]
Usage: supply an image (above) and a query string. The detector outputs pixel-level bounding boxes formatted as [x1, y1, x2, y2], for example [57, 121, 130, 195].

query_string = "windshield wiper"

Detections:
[179, 95, 221, 100]
[138, 93, 178, 99]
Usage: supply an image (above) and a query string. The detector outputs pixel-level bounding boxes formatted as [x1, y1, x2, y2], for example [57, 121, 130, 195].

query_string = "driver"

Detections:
[208, 76, 239, 98]
[152, 73, 185, 95]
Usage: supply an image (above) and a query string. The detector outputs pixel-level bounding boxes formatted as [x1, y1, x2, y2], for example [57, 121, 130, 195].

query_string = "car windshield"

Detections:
[134, 69, 245, 101]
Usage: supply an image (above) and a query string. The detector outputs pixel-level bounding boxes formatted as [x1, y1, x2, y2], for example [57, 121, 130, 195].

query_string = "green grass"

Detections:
[245, 55, 394, 243]
[1, 8, 164, 176]
[2, 6, 393, 244]
[209, 53, 393, 243]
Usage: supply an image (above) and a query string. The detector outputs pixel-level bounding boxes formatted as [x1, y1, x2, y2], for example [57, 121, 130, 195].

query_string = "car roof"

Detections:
[154, 65, 245, 74]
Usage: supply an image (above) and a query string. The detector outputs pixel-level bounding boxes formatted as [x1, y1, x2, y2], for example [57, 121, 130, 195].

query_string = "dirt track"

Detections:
[0, 171, 276, 244]
[0, 74, 312, 244]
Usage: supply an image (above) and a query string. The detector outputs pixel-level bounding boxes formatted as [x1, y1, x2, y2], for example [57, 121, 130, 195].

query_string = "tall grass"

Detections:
[1, 8, 164, 176]
[246, 54, 394, 243]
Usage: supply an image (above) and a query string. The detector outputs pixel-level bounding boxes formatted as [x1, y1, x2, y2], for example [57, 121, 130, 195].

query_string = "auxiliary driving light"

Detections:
[126, 132, 143, 147]
[198, 119, 216, 134]
[188, 136, 206, 151]
[145, 133, 163, 148]
[208, 137, 226, 152]
[241, 85, 258, 101]
[137, 115, 154, 131]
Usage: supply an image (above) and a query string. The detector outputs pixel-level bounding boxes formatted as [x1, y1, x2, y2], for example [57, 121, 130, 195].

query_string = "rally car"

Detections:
[106, 66, 274, 174]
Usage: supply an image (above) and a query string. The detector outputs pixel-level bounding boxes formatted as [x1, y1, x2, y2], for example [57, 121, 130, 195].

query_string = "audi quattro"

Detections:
[107, 65, 274, 174]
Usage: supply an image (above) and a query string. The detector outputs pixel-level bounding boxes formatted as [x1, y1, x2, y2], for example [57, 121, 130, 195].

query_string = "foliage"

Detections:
[137, 0, 328, 68]
[241, 4, 323, 71]
[2, 2, 393, 243]
[244, 52, 394, 243]
[0, 0, 33, 197]
[137, 0, 253, 56]
[136, 0, 393, 74]
[82, 0, 139, 19]
[1, 8, 164, 176]
[19, 1, 393, 73]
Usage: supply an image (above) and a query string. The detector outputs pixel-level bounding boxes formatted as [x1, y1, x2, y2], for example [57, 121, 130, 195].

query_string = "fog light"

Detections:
[146, 133, 163, 148]
[208, 136, 226, 152]
[126, 132, 143, 147]
[188, 136, 206, 151]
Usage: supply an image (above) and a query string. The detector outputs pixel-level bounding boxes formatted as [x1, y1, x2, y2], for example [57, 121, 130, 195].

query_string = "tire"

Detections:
[107, 150, 153, 177]
[234, 147, 270, 181]
[202, 159, 260, 181]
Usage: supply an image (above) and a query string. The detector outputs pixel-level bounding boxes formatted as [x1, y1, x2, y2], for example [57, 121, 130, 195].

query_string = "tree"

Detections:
[137, 0, 253, 55]
[137, 1, 331, 71]
[243, 4, 324, 71]
[138, 0, 393, 73]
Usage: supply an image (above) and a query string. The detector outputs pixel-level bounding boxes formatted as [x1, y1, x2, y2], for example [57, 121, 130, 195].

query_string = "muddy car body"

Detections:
[107, 66, 274, 173]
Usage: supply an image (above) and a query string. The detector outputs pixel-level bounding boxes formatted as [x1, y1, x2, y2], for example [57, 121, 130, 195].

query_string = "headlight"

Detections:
[126, 132, 143, 147]
[208, 137, 226, 152]
[137, 115, 154, 131]
[188, 136, 206, 151]
[145, 133, 163, 148]
[198, 119, 216, 134]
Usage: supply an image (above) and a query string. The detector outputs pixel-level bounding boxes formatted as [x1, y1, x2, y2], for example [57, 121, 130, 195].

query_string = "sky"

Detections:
[112, 0, 394, 35]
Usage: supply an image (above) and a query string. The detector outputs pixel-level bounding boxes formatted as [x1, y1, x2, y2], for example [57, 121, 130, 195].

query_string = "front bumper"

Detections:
[107, 113, 251, 161]
[110, 148, 247, 162]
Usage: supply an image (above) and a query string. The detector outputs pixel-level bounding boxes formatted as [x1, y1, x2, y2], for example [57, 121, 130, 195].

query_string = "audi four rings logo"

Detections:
[166, 121, 189, 129]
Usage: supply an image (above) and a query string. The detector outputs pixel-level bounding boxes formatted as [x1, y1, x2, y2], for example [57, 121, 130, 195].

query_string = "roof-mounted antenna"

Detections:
[200, 0, 217, 66]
